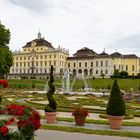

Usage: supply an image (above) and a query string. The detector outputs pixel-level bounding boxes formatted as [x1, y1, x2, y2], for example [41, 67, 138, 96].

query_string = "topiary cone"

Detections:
[106, 79, 126, 116]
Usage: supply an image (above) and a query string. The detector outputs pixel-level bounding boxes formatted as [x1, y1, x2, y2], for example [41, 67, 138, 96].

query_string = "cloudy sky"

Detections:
[0, 0, 140, 56]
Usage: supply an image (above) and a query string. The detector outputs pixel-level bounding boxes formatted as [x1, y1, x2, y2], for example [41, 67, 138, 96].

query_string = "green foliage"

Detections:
[119, 71, 128, 78]
[32, 83, 35, 89]
[138, 84, 140, 90]
[113, 69, 120, 77]
[0, 48, 13, 78]
[0, 22, 10, 49]
[137, 73, 140, 77]
[106, 79, 126, 116]
[0, 22, 13, 78]
[0, 96, 2, 104]
[45, 65, 57, 112]
[8, 131, 25, 140]
[107, 84, 111, 90]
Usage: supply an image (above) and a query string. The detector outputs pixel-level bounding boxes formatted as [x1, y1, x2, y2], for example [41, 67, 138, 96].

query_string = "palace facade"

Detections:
[9, 34, 140, 79]
[10, 33, 69, 79]
[67, 48, 140, 78]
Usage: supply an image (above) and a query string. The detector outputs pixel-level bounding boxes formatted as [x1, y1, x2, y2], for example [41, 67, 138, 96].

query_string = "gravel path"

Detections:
[35, 130, 139, 140]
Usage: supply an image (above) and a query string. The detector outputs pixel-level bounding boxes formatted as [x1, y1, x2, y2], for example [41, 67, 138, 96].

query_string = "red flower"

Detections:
[5, 121, 11, 125]
[34, 120, 41, 130]
[0, 80, 3, 84]
[0, 126, 9, 136]
[72, 107, 89, 117]
[0, 79, 8, 88]
[17, 120, 23, 129]
[3, 80, 8, 88]
[10, 117, 15, 122]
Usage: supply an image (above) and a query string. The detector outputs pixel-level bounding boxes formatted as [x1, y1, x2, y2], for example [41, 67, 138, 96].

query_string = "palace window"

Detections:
[54, 60, 56, 66]
[16, 62, 18, 67]
[114, 65, 116, 70]
[24, 62, 26, 67]
[96, 70, 98, 74]
[101, 61, 103, 67]
[132, 65, 135, 71]
[45, 61, 47, 66]
[96, 61, 98, 67]
[85, 62, 87, 67]
[79, 62, 81, 67]
[36, 61, 38, 66]
[49, 61, 51, 66]
[126, 65, 128, 71]
[91, 62, 93, 67]
[68, 63, 70, 68]
[40, 61, 42, 66]
[105, 61, 108, 67]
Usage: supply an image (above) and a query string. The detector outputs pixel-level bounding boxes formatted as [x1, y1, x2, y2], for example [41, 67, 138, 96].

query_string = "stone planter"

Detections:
[45, 112, 57, 124]
[74, 116, 86, 126]
[108, 115, 123, 129]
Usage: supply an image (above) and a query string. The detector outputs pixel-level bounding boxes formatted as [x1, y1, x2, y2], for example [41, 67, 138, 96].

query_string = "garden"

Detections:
[1, 73, 140, 139]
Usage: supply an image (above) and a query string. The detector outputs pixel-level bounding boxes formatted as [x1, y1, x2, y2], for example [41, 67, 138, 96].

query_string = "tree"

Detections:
[45, 65, 57, 112]
[106, 79, 126, 116]
[113, 69, 120, 77]
[137, 73, 140, 77]
[0, 22, 13, 78]
[119, 71, 128, 78]
[0, 22, 10, 49]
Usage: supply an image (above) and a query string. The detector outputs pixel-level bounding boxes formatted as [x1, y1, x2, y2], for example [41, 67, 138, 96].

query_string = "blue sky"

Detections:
[1, 0, 140, 56]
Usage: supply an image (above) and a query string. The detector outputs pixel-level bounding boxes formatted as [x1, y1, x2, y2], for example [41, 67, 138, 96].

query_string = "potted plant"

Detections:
[45, 65, 57, 123]
[106, 79, 126, 129]
[72, 107, 89, 126]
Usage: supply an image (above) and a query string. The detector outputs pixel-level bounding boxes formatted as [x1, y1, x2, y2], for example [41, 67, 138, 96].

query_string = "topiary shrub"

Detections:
[45, 65, 57, 112]
[0, 95, 2, 104]
[106, 79, 126, 116]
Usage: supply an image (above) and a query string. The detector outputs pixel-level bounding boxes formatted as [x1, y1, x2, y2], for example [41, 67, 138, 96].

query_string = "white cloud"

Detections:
[0, 0, 140, 56]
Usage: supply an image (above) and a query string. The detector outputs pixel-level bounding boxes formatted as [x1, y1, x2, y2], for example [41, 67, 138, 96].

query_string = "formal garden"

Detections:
[1, 69, 140, 139]
[1, 16, 140, 140]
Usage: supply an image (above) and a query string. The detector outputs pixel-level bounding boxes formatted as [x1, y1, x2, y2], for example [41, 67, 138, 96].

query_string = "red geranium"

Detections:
[10, 117, 15, 122]
[0, 125, 9, 137]
[0, 79, 8, 88]
[72, 107, 89, 117]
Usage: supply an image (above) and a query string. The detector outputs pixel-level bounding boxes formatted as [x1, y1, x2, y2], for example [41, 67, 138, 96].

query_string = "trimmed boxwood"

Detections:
[45, 65, 57, 112]
[106, 79, 126, 116]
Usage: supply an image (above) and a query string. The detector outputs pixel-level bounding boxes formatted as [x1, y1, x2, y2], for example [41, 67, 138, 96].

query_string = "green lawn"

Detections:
[8, 78, 140, 92]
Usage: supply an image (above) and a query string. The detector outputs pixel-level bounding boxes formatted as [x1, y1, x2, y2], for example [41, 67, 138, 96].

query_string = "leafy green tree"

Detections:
[137, 73, 140, 77]
[0, 22, 10, 49]
[106, 79, 126, 116]
[113, 69, 120, 77]
[119, 71, 128, 78]
[0, 22, 13, 78]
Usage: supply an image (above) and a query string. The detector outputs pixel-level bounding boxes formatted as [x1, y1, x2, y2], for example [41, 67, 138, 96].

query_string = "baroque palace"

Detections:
[10, 33, 140, 79]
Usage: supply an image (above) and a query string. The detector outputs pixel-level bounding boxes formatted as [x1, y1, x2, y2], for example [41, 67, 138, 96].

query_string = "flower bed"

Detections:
[0, 79, 8, 88]
[0, 104, 41, 140]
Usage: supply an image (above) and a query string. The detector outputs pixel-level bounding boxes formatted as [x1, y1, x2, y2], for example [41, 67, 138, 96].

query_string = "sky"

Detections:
[0, 0, 140, 56]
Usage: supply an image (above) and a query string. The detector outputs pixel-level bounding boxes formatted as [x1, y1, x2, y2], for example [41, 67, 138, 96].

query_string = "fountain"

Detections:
[62, 69, 70, 92]
[61, 70, 109, 96]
